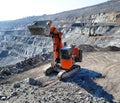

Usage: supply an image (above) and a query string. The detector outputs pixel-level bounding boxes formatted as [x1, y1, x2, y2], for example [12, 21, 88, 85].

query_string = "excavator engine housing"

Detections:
[60, 47, 73, 70]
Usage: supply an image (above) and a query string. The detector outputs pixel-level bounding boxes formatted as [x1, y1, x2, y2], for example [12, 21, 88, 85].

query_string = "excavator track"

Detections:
[44, 65, 80, 80]
[44, 67, 55, 75]
[57, 65, 80, 80]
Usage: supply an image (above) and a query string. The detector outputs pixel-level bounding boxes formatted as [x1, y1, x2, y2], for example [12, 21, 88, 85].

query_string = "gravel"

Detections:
[0, 78, 114, 103]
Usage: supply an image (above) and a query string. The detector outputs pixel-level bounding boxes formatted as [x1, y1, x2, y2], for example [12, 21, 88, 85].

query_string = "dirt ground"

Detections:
[80, 51, 120, 101]
[1, 51, 120, 102]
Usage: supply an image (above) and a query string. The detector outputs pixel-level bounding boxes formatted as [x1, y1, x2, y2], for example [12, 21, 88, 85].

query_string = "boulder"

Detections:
[24, 77, 42, 86]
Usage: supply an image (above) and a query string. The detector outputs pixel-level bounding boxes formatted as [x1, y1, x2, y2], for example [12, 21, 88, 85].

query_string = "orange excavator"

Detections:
[28, 20, 82, 80]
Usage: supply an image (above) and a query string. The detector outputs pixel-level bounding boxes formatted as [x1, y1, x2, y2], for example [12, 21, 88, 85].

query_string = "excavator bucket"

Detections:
[28, 20, 50, 36]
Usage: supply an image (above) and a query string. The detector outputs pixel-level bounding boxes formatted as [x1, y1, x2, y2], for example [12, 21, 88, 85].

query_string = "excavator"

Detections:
[28, 20, 82, 80]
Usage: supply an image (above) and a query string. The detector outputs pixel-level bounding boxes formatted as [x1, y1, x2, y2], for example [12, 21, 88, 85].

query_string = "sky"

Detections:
[0, 0, 108, 21]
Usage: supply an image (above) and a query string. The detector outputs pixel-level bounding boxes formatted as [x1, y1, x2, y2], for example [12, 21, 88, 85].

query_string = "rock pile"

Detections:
[0, 77, 111, 103]
[0, 52, 52, 81]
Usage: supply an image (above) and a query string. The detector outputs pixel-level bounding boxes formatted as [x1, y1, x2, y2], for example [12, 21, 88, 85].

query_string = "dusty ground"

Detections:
[80, 51, 120, 102]
[0, 51, 120, 103]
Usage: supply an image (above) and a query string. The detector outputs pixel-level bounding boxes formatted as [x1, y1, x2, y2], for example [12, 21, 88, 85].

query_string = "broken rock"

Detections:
[24, 77, 42, 86]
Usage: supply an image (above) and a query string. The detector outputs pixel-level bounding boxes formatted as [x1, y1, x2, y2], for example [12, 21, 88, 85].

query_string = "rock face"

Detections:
[0, 29, 52, 66]
[0, 52, 53, 82]
[61, 11, 120, 48]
